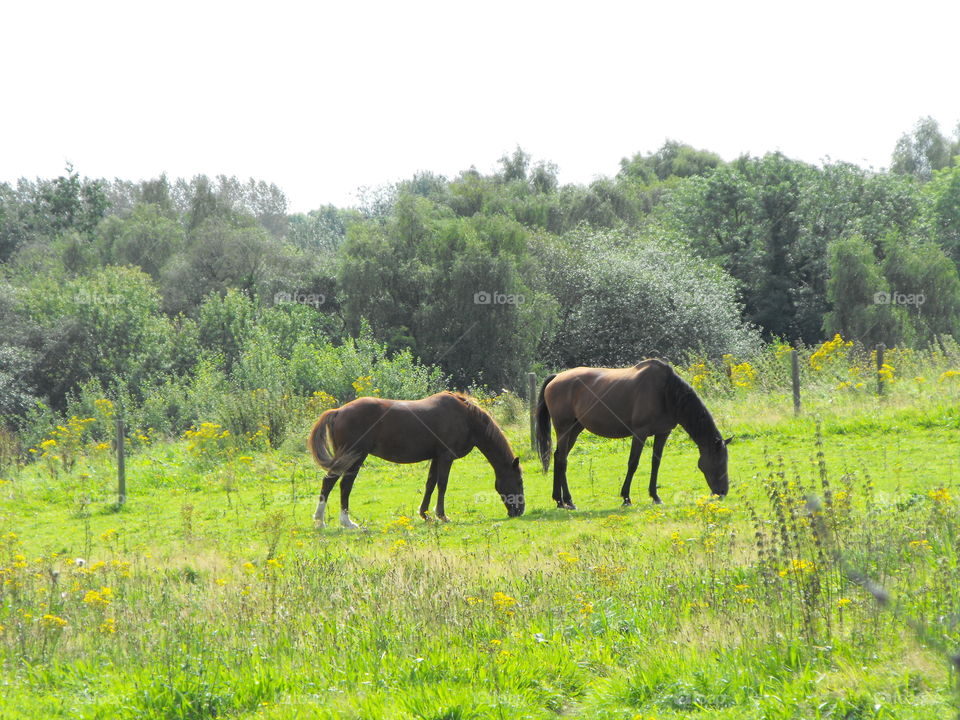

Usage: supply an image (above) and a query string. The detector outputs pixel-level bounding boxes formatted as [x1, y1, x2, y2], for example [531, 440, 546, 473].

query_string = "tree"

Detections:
[287, 205, 356, 253]
[18, 266, 184, 410]
[661, 154, 815, 340]
[660, 154, 931, 343]
[497, 147, 531, 183]
[881, 234, 960, 341]
[890, 116, 955, 181]
[535, 226, 758, 367]
[161, 214, 294, 314]
[928, 161, 960, 264]
[139, 174, 175, 215]
[97, 203, 185, 278]
[338, 193, 554, 388]
[619, 140, 723, 184]
[823, 236, 903, 346]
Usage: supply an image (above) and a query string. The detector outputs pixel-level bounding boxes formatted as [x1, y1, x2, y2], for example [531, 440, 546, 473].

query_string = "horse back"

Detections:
[333, 393, 475, 462]
[546, 362, 674, 437]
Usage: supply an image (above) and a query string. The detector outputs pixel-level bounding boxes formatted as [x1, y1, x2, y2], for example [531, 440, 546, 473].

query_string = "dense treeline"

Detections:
[1, 117, 959, 446]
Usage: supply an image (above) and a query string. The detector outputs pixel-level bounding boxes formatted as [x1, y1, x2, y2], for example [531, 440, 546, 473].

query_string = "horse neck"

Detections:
[471, 413, 513, 472]
[675, 400, 720, 452]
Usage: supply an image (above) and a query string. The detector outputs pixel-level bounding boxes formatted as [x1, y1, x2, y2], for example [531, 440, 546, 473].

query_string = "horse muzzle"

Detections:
[502, 493, 525, 517]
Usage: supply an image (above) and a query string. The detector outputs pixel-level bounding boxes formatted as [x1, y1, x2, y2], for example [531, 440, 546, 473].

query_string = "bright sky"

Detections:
[3, 0, 959, 213]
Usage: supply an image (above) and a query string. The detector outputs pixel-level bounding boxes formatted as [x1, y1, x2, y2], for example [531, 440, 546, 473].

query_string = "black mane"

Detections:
[662, 365, 721, 447]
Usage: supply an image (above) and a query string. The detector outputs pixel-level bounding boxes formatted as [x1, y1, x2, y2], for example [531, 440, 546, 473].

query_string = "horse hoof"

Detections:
[563, 502, 577, 510]
[622, 498, 632, 507]
[420, 511, 432, 521]
[438, 514, 450, 523]
[314, 519, 326, 529]
[652, 497, 663, 506]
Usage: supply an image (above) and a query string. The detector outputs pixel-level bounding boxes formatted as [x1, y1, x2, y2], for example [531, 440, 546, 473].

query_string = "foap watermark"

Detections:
[274, 291, 326, 309]
[75, 289, 121, 306]
[473, 290, 524, 306]
[473, 491, 525, 506]
[873, 291, 925, 306]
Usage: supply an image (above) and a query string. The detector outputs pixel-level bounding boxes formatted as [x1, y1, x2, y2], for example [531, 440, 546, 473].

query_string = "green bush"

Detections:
[537, 226, 759, 367]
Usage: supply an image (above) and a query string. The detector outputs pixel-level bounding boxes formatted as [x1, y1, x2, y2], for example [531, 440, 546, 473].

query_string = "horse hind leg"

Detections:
[314, 472, 339, 528]
[338, 454, 368, 529]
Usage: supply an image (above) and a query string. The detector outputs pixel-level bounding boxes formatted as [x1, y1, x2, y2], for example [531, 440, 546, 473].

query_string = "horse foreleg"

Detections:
[314, 472, 339, 528]
[619, 435, 646, 506]
[338, 455, 367, 529]
[648, 432, 669, 505]
[419, 459, 438, 520]
[433, 455, 454, 522]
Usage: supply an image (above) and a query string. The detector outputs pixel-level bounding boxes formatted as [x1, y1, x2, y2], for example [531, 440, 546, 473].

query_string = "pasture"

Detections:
[1, 387, 959, 719]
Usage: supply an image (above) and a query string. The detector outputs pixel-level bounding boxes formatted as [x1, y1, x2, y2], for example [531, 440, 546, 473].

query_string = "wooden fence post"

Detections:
[876, 343, 885, 396]
[116, 414, 126, 505]
[528, 372, 537, 452]
[791, 349, 801, 415]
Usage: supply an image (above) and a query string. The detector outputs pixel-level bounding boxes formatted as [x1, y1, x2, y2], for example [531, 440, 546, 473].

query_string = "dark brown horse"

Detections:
[536, 359, 729, 508]
[308, 392, 525, 528]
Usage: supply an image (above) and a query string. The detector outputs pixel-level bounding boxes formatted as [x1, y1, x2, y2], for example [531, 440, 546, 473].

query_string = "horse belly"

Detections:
[575, 399, 633, 438]
[369, 432, 438, 464]
[570, 377, 637, 438]
[367, 407, 471, 463]
[582, 414, 632, 438]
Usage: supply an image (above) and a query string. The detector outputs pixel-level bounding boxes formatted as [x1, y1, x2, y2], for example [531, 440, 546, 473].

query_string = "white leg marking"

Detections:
[340, 509, 359, 529]
[314, 498, 327, 528]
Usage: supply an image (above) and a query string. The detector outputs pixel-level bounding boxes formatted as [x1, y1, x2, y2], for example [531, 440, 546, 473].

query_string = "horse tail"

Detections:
[307, 409, 357, 474]
[536, 374, 557, 472]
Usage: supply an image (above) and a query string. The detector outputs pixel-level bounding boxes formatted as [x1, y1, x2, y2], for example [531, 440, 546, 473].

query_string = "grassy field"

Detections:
[1, 390, 959, 719]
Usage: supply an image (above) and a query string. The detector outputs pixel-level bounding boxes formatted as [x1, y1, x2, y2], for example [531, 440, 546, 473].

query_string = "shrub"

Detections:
[537, 226, 759, 367]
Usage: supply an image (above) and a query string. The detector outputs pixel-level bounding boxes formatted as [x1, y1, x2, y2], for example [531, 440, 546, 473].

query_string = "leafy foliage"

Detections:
[536, 226, 758, 366]
[1, 122, 960, 445]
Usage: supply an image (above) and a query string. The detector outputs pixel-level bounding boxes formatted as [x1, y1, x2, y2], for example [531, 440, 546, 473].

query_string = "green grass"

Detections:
[1, 392, 959, 719]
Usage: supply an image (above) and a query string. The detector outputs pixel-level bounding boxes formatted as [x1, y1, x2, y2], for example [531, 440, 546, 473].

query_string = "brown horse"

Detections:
[308, 392, 525, 528]
[536, 359, 729, 508]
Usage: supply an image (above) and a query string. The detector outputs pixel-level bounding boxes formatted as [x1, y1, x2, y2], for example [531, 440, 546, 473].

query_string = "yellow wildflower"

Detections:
[779, 559, 814, 577]
[928, 487, 952, 504]
[810, 334, 853, 370]
[83, 587, 113, 606]
[100, 528, 117, 543]
[40, 614, 68, 630]
[493, 591, 517, 616]
[383, 515, 414, 533]
[730, 361, 756, 389]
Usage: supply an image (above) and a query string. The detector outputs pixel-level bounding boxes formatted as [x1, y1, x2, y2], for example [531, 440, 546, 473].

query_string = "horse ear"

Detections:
[512, 456, 520, 470]
[724, 436, 733, 446]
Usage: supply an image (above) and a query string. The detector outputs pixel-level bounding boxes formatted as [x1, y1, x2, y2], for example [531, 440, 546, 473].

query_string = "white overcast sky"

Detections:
[2, 0, 959, 213]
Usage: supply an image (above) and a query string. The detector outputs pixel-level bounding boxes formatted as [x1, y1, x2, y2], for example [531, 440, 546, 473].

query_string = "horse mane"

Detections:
[659, 363, 721, 446]
[446, 392, 515, 461]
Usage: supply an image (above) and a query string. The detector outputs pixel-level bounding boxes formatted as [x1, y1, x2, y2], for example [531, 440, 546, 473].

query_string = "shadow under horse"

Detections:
[308, 392, 525, 528]
[536, 359, 730, 509]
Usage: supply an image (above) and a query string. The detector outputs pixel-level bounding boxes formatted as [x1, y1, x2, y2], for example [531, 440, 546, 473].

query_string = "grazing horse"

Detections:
[536, 359, 730, 508]
[307, 392, 525, 528]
